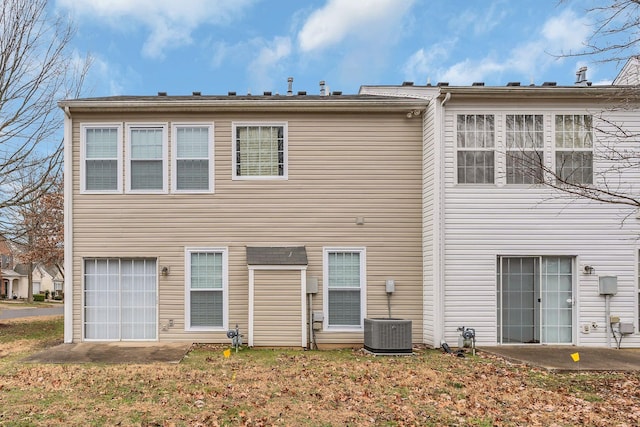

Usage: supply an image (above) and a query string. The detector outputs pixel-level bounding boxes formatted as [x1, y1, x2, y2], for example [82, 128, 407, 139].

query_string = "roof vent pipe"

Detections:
[319, 80, 326, 96]
[287, 77, 293, 96]
[575, 66, 588, 86]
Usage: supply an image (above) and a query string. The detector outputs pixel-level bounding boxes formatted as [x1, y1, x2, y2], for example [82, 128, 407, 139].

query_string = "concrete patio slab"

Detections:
[22, 342, 193, 364]
[480, 346, 640, 372]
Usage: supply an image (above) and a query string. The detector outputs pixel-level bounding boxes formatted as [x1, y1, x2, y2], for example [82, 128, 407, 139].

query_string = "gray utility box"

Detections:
[364, 318, 412, 354]
[620, 323, 635, 335]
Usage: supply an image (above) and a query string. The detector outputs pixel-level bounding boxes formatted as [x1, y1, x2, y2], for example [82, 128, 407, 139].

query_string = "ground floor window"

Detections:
[185, 248, 228, 330]
[323, 248, 366, 329]
[497, 256, 573, 344]
[84, 258, 157, 340]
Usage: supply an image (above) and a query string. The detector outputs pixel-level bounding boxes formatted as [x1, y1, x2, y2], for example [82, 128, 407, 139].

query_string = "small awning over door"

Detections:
[247, 247, 308, 348]
[246, 246, 308, 266]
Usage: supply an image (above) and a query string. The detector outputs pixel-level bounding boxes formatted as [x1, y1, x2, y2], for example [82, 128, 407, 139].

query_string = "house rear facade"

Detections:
[62, 73, 640, 349]
[60, 94, 426, 347]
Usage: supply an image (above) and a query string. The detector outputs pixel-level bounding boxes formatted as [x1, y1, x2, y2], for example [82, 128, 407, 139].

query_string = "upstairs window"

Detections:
[81, 124, 122, 193]
[506, 114, 544, 184]
[233, 123, 287, 179]
[172, 124, 213, 192]
[126, 124, 167, 192]
[555, 115, 593, 185]
[456, 114, 495, 184]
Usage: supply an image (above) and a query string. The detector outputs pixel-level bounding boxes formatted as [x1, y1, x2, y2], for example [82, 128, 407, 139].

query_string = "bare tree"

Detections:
[558, 0, 640, 64]
[0, 0, 89, 232]
[0, 0, 89, 300]
[517, 2, 640, 209]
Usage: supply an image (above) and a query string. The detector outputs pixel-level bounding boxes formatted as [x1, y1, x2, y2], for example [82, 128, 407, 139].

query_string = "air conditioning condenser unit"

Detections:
[364, 318, 412, 355]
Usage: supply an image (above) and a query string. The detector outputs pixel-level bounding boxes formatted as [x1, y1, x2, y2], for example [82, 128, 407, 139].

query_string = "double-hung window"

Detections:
[233, 123, 287, 179]
[506, 114, 544, 184]
[126, 124, 168, 192]
[554, 114, 593, 185]
[81, 124, 122, 193]
[456, 114, 495, 184]
[172, 124, 213, 192]
[323, 248, 366, 329]
[185, 248, 228, 330]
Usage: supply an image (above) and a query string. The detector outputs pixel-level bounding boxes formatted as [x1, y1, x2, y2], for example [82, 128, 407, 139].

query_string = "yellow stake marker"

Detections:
[223, 348, 231, 358]
[571, 352, 580, 362]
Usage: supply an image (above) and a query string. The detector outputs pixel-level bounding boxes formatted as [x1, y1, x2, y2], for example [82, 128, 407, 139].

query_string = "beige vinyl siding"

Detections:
[442, 103, 640, 347]
[253, 270, 303, 347]
[70, 111, 423, 344]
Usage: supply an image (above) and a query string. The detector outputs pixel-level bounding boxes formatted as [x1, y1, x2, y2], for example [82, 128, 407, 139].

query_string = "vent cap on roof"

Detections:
[157, 91, 167, 96]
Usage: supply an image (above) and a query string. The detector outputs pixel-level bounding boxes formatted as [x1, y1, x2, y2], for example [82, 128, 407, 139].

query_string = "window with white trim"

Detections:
[323, 248, 366, 329]
[126, 124, 168, 192]
[554, 114, 593, 184]
[84, 258, 157, 341]
[233, 123, 287, 179]
[456, 114, 495, 184]
[185, 248, 228, 330]
[172, 124, 213, 192]
[506, 114, 544, 184]
[81, 124, 122, 193]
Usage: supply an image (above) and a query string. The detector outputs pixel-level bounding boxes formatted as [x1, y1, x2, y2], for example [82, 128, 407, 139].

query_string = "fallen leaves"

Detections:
[1, 339, 640, 425]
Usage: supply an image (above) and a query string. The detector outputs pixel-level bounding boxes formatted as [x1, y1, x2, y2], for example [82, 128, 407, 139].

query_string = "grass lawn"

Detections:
[1, 317, 640, 426]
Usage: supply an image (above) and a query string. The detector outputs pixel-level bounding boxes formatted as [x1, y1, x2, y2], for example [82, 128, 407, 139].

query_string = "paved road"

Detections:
[0, 305, 64, 319]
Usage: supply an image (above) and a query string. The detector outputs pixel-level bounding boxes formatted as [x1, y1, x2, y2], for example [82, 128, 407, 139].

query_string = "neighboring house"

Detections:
[361, 65, 640, 349]
[59, 93, 427, 345]
[1, 238, 64, 299]
[613, 56, 640, 86]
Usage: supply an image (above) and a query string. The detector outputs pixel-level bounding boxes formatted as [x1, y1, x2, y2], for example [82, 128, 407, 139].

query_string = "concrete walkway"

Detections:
[480, 345, 640, 372]
[23, 342, 193, 364]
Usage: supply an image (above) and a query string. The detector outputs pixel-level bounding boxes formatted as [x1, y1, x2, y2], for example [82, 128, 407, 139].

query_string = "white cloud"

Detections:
[402, 39, 456, 83]
[542, 9, 591, 54]
[297, 0, 416, 53]
[452, 1, 509, 36]
[403, 7, 593, 85]
[247, 37, 293, 92]
[55, 0, 255, 59]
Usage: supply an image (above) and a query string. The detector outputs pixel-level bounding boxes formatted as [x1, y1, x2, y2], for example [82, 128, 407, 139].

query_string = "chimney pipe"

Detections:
[287, 77, 293, 96]
[575, 66, 588, 86]
[319, 80, 326, 96]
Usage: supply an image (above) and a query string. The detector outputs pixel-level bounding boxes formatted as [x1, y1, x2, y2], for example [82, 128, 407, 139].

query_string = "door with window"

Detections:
[497, 256, 574, 344]
[84, 258, 157, 341]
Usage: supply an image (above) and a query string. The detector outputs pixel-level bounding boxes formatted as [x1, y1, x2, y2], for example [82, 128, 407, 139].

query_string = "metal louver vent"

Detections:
[364, 318, 412, 354]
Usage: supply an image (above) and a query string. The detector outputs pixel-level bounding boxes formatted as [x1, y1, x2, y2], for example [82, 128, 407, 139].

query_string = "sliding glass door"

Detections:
[498, 256, 573, 344]
[84, 258, 157, 341]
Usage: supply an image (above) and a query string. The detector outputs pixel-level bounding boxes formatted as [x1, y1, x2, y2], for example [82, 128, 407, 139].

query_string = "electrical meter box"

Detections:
[598, 276, 618, 295]
[306, 276, 318, 294]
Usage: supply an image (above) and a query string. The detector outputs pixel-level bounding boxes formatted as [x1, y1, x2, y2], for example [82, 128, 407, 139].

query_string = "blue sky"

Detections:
[53, 0, 629, 98]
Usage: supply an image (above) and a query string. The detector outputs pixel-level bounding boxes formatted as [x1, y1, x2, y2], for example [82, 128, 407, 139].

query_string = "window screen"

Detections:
[327, 251, 362, 327]
[85, 127, 118, 191]
[176, 126, 210, 191]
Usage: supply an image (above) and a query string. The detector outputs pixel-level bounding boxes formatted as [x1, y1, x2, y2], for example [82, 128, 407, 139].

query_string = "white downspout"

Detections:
[63, 106, 74, 343]
[434, 92, 451, 347]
